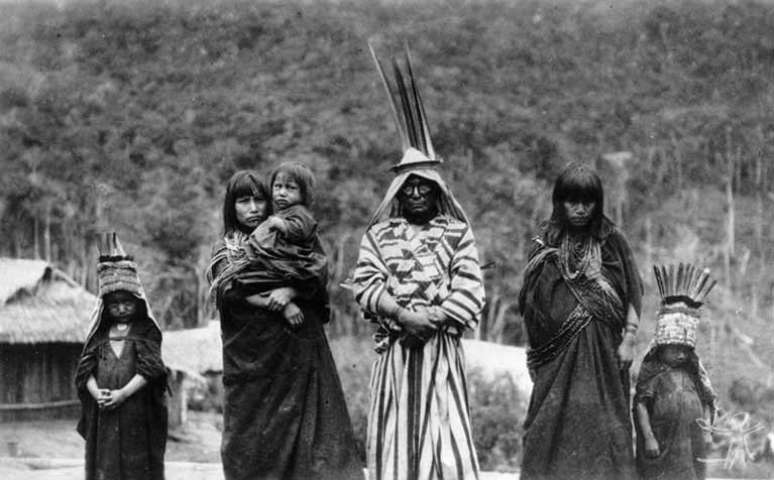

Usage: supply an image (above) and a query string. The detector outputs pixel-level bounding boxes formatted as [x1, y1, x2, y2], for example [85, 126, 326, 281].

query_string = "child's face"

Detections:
[105, 291, 138, 323]
[272, 172, 302, 210]
[661, 344, 691, 367]
[234, 194, 268, 229]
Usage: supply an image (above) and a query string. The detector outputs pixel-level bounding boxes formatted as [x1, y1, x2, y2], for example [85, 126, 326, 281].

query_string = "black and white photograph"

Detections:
[1, 0, 774, 479]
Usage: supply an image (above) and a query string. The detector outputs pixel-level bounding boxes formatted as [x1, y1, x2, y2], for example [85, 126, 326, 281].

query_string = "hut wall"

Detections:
[0, 343, 82, 421]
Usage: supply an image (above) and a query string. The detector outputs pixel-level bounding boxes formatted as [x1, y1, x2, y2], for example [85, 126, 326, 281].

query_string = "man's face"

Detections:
[398, 176, 438, 218]
[563, 200, 596, 228]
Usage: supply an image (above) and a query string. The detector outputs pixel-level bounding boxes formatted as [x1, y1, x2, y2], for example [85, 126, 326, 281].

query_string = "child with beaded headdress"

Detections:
[635, 264, 718, 480]
[75, 233, 167, 480]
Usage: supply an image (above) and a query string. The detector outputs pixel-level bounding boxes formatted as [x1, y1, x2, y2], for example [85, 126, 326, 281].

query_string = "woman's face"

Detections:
[661, 344, 690, 367]
[563, 200, 596, 228]
[272, 172, 302, 210]
[235, 194, 268, 229]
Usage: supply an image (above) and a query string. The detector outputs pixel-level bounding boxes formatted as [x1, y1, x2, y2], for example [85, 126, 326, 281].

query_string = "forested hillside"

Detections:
[2, 0, 774, 410]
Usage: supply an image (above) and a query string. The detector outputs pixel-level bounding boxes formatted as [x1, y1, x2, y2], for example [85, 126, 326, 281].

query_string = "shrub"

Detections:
[468, 367, 525, 471]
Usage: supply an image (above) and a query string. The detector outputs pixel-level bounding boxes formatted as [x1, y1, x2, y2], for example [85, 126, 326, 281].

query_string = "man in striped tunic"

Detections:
[352, 151, 485, 480]
[355, 46, 485, 479]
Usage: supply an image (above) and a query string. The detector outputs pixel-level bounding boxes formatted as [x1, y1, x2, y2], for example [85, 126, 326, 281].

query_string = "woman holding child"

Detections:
[207, 166, 362, 480]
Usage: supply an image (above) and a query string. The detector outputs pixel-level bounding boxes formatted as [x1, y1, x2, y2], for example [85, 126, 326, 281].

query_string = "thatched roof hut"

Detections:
[162, 321, 223, 428]
[0, 258, 96, 421]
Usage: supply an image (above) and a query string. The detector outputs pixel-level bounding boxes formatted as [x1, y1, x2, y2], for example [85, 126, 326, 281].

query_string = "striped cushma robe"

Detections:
[353, 215, 485, 480]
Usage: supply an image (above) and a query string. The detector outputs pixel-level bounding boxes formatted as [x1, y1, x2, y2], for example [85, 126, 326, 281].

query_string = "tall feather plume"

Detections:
[404, 44, 435, 159]
[368, 41, 410, 152]
[368, 40, 439, 164]
[392, 59, 419, 149]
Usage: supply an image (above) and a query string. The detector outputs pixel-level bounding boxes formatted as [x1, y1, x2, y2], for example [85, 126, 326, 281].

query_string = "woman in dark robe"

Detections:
[518, 163, 643, 480]
[75, 234, 167, 480]
[207, 170, 362, 480]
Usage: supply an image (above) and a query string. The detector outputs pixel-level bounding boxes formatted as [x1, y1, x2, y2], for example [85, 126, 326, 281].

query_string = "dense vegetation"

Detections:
[2, 0, 774, 471]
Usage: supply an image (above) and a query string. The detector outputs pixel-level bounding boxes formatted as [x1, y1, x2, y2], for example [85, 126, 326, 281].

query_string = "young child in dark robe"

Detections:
[635, 264, 717, 480]
[75, 233, 167, 480]
[236, 162, 329, 325]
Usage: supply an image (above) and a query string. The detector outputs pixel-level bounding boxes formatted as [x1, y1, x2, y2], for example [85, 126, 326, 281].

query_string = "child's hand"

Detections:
[283, 302, 304, 326]
[266, 216, 287, 235]
[644, 437, 660, 458]
[102, 389, 129, 410]
[94, 388, 111, 405]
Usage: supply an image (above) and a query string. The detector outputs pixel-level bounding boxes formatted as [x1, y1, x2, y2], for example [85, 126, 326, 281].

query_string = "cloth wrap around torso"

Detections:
[207, 230, 362, 480]
[74, 301, 167, 480]
[518, 222, 642, 480]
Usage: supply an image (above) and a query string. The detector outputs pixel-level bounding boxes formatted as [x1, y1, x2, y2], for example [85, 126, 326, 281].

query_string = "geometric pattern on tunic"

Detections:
[354, 215, 484, 335]
[353, 215, 486, 480]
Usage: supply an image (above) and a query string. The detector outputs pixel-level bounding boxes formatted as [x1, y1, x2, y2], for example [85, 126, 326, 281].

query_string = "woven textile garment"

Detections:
[635, 352, 716, 480]
[75, 246, 167, 480]
[353, 189, 485, 480]
[209, 205, 327, 299]
[518, 223, 642, 480]
[209, 231, 362, 480]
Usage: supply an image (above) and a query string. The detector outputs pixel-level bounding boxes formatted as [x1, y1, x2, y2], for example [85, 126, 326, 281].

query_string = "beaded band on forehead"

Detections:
[654, 310, 699, 348]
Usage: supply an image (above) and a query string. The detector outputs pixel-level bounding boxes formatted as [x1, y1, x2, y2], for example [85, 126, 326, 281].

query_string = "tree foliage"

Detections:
[2, 0, 774, 355]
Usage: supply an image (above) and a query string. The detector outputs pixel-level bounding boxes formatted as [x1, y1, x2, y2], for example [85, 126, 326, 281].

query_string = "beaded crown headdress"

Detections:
[652, 263, 716, 347]
[96, 232, 143, 298]
[369, 41, 441, 173]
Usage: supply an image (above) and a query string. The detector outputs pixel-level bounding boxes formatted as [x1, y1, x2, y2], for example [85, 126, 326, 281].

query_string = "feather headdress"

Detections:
[96, 232, 144, 298]
[84, 231, 160, 346]
[652, 263, 716, 347]
[369, 41, 440, 172]
[366, 42, 470, 226]
[653, 263, 716, 308]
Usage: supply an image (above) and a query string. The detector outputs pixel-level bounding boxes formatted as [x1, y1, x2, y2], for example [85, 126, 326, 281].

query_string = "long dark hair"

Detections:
[543, 162, 611, 245]
[222, 170, 270, 234]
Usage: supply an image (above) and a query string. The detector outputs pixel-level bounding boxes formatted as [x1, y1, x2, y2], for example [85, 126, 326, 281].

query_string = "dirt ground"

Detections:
[1, 410, 223, 462]
[0, 410, 526, 479]
[0, 459, 225, 480]
[1, 410, 767, 480]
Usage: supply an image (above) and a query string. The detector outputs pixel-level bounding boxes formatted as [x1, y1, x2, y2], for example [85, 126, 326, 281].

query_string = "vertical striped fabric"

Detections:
[353, 215, 485, 480]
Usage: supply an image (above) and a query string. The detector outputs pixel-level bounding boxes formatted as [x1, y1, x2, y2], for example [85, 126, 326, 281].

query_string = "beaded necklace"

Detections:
[558, 233, 602, 281]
